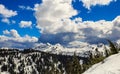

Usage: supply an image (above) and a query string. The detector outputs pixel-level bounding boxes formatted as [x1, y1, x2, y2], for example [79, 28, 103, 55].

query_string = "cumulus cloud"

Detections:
[19, 21, 32, 28]
[81, 0, 117, 10]
[3, 29, 20, 38]
[0, 4, 17, 25]
[109, 16, 120, 39]
[1, 18, 10, 24]
[35, 0, 120, 47]
[1, 18, 16, 25]
[35, 0, 78, 34]
[34, 4, 39, 11]
[0, 4, 17, 18]
[0, 29, 38, 48]
[38, 16, 120, 46]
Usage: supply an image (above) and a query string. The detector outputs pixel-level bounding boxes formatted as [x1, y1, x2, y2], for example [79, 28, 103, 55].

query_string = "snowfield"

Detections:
[83, 52, 120, 74]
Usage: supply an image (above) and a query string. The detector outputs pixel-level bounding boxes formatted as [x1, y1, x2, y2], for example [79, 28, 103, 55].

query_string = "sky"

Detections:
[0, 0, 120, 48]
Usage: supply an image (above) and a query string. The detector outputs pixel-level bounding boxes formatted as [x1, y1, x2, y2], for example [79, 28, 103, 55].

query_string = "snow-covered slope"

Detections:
[83, 53, 120, 74]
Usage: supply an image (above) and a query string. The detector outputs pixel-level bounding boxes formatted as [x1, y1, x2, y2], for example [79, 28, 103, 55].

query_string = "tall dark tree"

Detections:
[66, 53, 82, 74]
[104, 46, 109, 57]
[107, 39, 118, 54]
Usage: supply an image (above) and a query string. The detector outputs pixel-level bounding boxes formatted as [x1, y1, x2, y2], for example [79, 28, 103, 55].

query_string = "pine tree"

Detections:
[72, 53, 82, 74]
[104, 46, 109, 57]
[107, 39, 118, 54]
[49, 56, 61, 74]
[66, 53, 82, 74]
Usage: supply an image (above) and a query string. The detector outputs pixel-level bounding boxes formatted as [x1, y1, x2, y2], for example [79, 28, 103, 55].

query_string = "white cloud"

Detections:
[34, 4, 39, 11]
[18, 5, 34, 11]
[3, 30, 10, 35]
[1, 18, 16, 24]
[0, 4, 17, 25]
[38, 18, 114, 45]
[1, 18, 10, 24]
[81, 0, 117, 10]
[35, 0, 120, 47]
[19, 21, 32, 28]
[0, 4, 17, 18]
[0, 29, 38, 48]
[18, 4, 40, 11]
[3, 29, 20, 38]
[35, 0, 78, 34]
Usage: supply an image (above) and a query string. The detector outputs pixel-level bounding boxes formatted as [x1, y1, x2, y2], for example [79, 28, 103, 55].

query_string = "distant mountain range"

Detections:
[34, 43, 107, 56]
[0, 41, 119, 74]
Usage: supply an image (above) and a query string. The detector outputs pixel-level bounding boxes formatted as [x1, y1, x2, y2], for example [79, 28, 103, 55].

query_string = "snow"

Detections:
[83, 53, 120, 74]
[34, 43, 108, 56]
[0, 72, 10, 74]
[0, 42, 119, 74]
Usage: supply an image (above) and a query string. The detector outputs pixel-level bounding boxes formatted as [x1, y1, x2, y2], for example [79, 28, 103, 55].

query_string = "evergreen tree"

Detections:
[49, 56, 61, 74]
[104, 46, 109, 57]
[66, 53, 82, 74]
[72, 53, 82, 74]
[107, 39, 118, 54]
[66, 58, 73, 74]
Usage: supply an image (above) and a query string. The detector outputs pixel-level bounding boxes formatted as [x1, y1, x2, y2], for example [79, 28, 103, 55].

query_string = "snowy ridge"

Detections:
[83, 52, 120, 74]
[34, 43, 108, 56]
[0, 48, 89, 74]
[0, 42, 119, 74]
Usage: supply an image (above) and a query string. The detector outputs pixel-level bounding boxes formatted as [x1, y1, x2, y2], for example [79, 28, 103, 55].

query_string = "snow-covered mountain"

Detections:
[83, 52, 120, 74]
[34, 42, 108, 56]
[0, 40, 119, 74]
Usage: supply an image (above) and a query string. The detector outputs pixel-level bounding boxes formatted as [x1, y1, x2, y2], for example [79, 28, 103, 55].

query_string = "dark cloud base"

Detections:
[38, 32, 77, 45]
[38, 33, 113, 46]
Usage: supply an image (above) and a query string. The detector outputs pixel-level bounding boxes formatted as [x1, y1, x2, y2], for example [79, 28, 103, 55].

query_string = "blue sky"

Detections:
[0, 0, 41, 37]
[73, 0, 120, 21]
[0, 0, 120, 48]
[0, 0, 120, 37]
